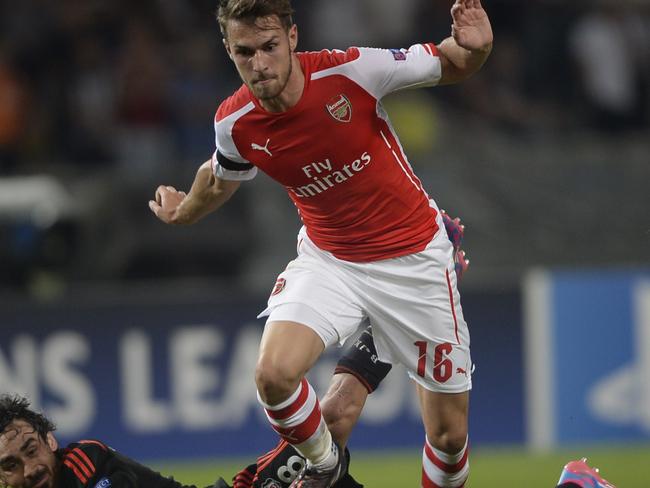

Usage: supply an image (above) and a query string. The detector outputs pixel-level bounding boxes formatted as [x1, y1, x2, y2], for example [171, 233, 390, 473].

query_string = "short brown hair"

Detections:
[217, 0, 294, 38]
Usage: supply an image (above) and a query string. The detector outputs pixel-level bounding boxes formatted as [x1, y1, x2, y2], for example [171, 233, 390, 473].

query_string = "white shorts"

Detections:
[258, 213, 472, 393]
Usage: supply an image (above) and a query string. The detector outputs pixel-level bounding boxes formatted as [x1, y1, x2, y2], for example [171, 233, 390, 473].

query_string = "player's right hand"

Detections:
[148, 185, 187, 224]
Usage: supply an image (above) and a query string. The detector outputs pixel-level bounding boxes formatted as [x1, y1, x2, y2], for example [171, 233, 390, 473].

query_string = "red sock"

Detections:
[421, 436, 469, 488]
[259, 378, 334, 466]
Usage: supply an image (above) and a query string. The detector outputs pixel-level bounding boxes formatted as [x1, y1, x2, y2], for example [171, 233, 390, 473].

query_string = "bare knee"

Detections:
[255, 357, 303, 405]
[426, 426, 468, 454]
[418, 388, 470, 454]
[256, 321, 326, 405]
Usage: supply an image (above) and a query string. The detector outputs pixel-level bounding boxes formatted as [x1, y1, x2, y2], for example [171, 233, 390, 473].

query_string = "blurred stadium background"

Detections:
[1, 0, 649, 486]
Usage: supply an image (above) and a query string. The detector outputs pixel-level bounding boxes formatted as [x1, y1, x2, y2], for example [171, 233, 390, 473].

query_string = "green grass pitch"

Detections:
[156, 444, 650, 487]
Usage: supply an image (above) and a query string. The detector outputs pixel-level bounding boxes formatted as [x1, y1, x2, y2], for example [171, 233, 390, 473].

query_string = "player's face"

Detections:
[0, 421, 59, 488]
[224, 16, 297, 101]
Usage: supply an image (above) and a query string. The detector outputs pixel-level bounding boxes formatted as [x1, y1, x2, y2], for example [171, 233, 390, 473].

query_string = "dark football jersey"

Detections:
[58, 440, 195, 488]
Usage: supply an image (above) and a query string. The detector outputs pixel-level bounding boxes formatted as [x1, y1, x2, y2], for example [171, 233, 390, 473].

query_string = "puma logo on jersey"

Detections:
[251, 138, 272, 156]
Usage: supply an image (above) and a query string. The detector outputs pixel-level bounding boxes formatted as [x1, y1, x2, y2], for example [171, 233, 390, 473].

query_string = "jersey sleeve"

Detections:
[318, 44, 441, 101]
[212, 102, 258, 182]
[60, 440, 137, 488]
[60, 440, 189, 488]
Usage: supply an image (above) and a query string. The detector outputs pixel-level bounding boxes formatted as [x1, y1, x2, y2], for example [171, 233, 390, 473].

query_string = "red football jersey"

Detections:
[212, 44, 442, 262]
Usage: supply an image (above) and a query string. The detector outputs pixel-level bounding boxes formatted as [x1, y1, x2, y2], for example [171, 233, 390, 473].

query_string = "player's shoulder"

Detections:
[60, 440, 112, 484]
[299, 48, 362, 73]
[215, 84, 254, 122]
[64, 439, 111, 455]
[301, 46, 425, 79]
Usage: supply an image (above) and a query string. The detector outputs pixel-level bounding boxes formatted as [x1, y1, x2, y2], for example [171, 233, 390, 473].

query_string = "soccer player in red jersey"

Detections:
[150, 1, 493, 486]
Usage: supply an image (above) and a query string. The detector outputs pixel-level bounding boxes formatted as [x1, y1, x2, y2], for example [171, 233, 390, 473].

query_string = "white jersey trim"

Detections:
[213, 101, 258, 181]
[311, 45, 441, 101]
[376, 101, 430, 199]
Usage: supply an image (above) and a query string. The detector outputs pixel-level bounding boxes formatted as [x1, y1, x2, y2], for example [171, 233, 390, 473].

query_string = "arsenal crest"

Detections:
[326, 94, 352, 123]
[271, 277, 286, 296]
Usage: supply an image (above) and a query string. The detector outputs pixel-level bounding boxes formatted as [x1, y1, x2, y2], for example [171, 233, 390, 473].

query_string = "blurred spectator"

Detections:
[306, 0, 371, 49]
[361, 0, 421, 47]
[454, 34, 566, 134]
[569, 0, 650, 131]
[67, 33, 117, 165]
[115, 21, 176, 186]
[458, 36, 535, 133]
[169, 33, 223, 164]
[0, 47, 28, 173]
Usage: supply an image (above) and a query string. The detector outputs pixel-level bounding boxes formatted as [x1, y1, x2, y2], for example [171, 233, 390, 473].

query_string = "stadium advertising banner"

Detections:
[524, 269, 650, 449]
[0, 291, 523, 460]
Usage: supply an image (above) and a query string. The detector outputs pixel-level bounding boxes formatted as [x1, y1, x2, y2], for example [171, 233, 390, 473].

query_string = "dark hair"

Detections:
[0, 394, 56, 440]
[217, 0, 294, 38]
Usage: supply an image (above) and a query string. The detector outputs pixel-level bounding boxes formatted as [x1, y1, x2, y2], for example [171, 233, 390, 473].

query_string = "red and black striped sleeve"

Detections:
[60, 440, 111, 488]
[59, 440, 189, 488]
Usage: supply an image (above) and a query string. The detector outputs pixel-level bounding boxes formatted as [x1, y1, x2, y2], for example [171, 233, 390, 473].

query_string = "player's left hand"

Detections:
[455, 249, 470, 280]
[441, 210, 470, 281]
[450, 0, 493, 52]
[441, 209, 465, 251]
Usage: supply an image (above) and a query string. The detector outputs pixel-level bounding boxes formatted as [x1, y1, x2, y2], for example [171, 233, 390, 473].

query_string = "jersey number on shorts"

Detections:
[414, 341, 453, 383]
